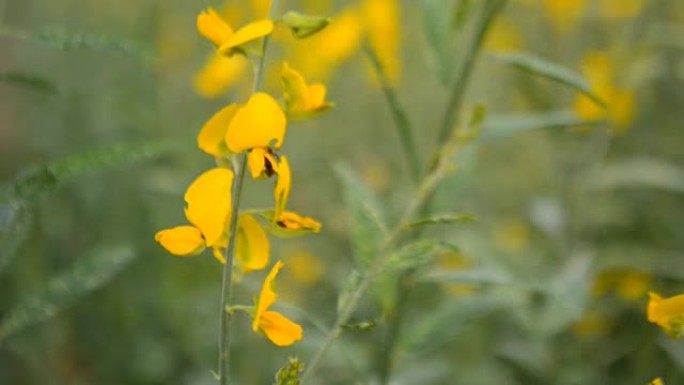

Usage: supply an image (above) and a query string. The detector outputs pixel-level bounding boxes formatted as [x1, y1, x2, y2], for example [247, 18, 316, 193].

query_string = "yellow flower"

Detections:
[197, 7, 274, 56]
[283, 247, 323, 285]
[573, 52, 636, 134]
[287, 7, 363, 80]
[592, 269, 650, 302]
[649, 378, 664, 385]
[485, 17, 524, 53]
[543, 0, 587, 34]
[247, 147, 280, 179]
[225, 92, 287, 153]
[194, 53, 249, 98]
[155, 168, 234, 258]
[282, 62, 332, 119]
[234, 213, 270, 273]
[647, 291, 684, 338]
[599, 0, 644, 19]
[361, 0, 402, 84]
[252, 261, 303, 346]
[272, 156, 322, 235]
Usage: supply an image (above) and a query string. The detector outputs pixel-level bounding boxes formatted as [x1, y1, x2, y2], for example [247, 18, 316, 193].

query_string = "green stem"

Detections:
[216, 1, 280, 384]
[301, 132, 461, 383]
[437, 0, 508, 143]
[364, 43, 421, 185]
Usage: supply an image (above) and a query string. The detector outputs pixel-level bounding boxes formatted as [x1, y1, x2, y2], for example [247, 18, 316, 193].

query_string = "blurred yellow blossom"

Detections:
[598, 0, 644, 19]
[438, 251, 476, 295]
[647, 291, 684, 338]
[361, 0, 402, 84]
[252, 261, 303, 346]
[197, 8, 274, 56]
[288, 7, 363, 80]
[573, 52, 636, 134]
[493, 219, 530, 253]
[592, 269, 650, 302]
[282, 62, 332, 120]
[194, 53, 249, 98]
[572, 310, 614, 336]
[485, 17, 524, 53]
[284, 247, 324, 285]
[649, 378, 664, 385]
[543, 0, 587, 34]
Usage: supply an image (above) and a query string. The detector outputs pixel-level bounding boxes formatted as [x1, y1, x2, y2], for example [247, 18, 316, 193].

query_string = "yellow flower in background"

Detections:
[572, 310, 613, 337]
[284, 247, 324, 285]
[592, 269, 650, 302]
[197, 8, 274, 56]
[234, 214, 270, 273]
[155, 168, 234, 259]
[485, 17, 524, 53]
[647, 291, 684, 338]
[543, 0, 587, 34]
[225, 92, 287, 153]
[573, 52, 636, 134]
[282, 62, 332, 119]
[649, 378, 665, 385]
[194, 53, 249, 98]
[288, 7, 363, 80]
[252, 261, 304, 346]
[361, 0, 402, 84]
[599, 0, 644, 19]
[438, 251, 475, 295]
[493, 219, 530, 253]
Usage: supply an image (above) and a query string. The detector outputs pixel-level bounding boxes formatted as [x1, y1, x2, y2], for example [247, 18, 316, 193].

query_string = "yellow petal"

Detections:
[235, 214, 270, 274]
[307, 83, 328, 109]
[212, 236, 228, 264]
[225, 92, 287, 153]
[277, 211, 322, 233]
[362, 0, 402, 84]
[155, 226, 205, 256]
[253, 260, 284, 331]
[184, 168, 234, 247]
[194, 53, 249, 99]
[247, 148, 267, 179]
[198, 8, 235, 47]
[274, 156, 291, 218]
[258, 310, 303, 346]
[282, 62, 310, 112]
[198, 104, 239, 157]
[219, 19, 274, 55]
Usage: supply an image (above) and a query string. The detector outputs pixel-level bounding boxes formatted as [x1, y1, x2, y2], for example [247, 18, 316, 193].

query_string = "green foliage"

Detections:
[29, 26, 152, 58]
[0, 71, 57, 94]
[273, 356, 305, 385]
[384, 240, 460, 273]
[490, 51, 607, 108]
[583, 157, 684, 193]
[407, 213, 478, 228]
[0, 245, 135, 341]
[480, 110, 601, 140]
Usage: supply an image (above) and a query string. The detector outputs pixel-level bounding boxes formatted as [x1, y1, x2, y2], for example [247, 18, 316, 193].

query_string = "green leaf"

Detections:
[384, 240, 460, 273]
[421, 0, 455, 84]
[420, 269, 514, 286]
[407, 213, 478, 228]
[335, 163, 387, 270]
[480, 110, 602, 141]
[0, 245, 135, 341]
[30, 26, 153, 58]
[490, 52, 606, 108]
[0, 71, 57, 94]
[582, 157, 684, 194]
[337, 270, 362, 314]
[0, 202, 34, 272]
[452, 0, 474, 31]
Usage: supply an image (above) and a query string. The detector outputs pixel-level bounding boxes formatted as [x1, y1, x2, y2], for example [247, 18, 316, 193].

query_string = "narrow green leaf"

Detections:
[0, 245, 135, 341]
[420, 0, 454, 84]
[33, 27, 152, 57]
[335, 163, 387, 270]
[490, 52, 606, 108]
[0, 71, 57, 94]
[452, 0, 474, 31]
[420, 269, 513, 286]
[407, 213, 478, 228]
[582, 158, 684, 194]
[480, 110, 603, 141]
[385, 240, 459, 273]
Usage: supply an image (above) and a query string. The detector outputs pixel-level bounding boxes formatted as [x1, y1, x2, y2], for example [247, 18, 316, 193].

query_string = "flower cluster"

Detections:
[155, 6, 331, 346]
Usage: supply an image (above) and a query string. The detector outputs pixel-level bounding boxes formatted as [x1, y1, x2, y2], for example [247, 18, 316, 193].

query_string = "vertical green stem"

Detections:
[437, 0, 508, 142]
[364, 44, 422, 185]
[216, 0, 280, 384]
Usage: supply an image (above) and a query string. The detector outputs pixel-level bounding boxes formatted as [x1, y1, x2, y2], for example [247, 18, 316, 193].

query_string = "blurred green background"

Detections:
[1, 0, 683, 384]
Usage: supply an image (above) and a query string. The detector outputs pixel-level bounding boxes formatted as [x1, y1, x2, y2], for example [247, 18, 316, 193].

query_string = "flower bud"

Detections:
[282, 11, 331, 38]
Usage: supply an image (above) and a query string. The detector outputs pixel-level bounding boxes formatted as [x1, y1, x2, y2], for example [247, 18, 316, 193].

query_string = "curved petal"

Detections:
[198, 104, 239, 157]
[258, 310, 303, 346]
[184, 168, 234, 247]
[225, 92, 287, 153]
[253, 260, 284, 331]
[277, 211, 321, 233]
[274, 156, 291, 218]
[155, 226, 205, 256]
[197, 8, 234, 47]
[282, 62, 310, 112]
[219, 19, 274, 54]
[236, 214, 270, 274]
